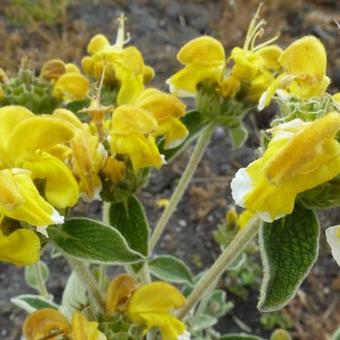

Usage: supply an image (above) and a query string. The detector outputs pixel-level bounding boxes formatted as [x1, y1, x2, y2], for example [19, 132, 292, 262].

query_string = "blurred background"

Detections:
[0, 0, 340, 339]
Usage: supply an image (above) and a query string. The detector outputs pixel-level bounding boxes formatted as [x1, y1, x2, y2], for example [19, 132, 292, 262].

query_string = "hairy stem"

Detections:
[33, 262, 49, 297]
[149, 123, 215, 251]
[67, 257, 105, 312]
[178, 217, 261, 319]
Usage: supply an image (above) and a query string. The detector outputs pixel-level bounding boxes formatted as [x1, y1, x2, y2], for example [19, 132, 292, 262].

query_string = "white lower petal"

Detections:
[326, 225, 340, 266]
[231, 167, 252, 207]
[178, 331, 191, 340]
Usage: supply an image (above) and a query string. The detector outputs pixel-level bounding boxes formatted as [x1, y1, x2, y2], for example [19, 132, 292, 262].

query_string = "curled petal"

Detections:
[106, 274, 137, 313]
[0, 228, 40, 265]
[8, 116, 74, 165]
[23, 308, 71, 340]
[0, 169, 64, 227]
[24, 152, 79, 209]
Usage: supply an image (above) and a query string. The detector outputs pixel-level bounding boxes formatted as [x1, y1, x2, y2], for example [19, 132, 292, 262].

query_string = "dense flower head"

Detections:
[81, 15, 154, 105]
[231, 112, 340, 222]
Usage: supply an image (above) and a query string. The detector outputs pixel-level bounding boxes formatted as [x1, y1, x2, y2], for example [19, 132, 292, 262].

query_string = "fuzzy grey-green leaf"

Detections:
[258, 203, 319, 312]
[25, 261, 49, 291]
[11, 294, 58, 313]
[149, 255, 194, 285]
[48, 218, 144, 264]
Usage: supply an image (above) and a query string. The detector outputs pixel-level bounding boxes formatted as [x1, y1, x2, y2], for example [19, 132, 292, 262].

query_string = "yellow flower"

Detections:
[82, 15, 153, 105]
[42, 59, 89, 101]
[110, 105, 163, 172]
[127, 281, 187, 340]
[0, 106, 79, 227]
[23, 308, 106, 340]
[106, 273, 137, 313]
[134, 88, 188, 148]
[326, 225, 340, 266]
[167, 36, 225, 97]
[0, 227, 40, 265]
[53, 108, 106, 201]
[227, 6, 282, 104]
[102, 156, 126, 184]
[259, 36, 330, 109]
[231, 112, 340, 222]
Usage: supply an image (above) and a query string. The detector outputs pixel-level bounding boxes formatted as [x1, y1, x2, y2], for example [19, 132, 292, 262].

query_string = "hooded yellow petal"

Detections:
[128, 282, 186, 340]
[8, 116, 74, 165]
[128, 282, 185, 315]
[87, 34, 110, 55]
[65, 63, 81, 74]
[177, 36, 225, 65]
[72, 311, 106, 340]
[111, 105, 158, 135]
[279, 36, 327, 80]
[0, 169, 64, 227]
[0, 105, 34, 152]
[23, 308, 71, 340]
[136, 88, 186, 121]
[0, 228, 40, 265]
[53, 73, 89, 101]
[24, 152, 79, 209]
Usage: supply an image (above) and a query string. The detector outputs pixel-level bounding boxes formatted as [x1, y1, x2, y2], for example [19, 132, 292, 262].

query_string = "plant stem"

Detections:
[178, 217, 261, 319]
[67, 257, 105, 312]
[98, 202, 110, 291]
[149, 122, 215, 251]
[139, 262, 152, 283]
[33, 262, 49, 297]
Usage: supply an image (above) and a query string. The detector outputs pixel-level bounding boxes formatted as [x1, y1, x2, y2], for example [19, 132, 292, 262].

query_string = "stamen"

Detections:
[115, 13, 128, 48]
[243, 3, 263, 50]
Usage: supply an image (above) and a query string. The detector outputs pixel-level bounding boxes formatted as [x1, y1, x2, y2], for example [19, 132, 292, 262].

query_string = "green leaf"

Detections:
[204, 289, 234, 318]
[299, 175, 340, 209]
[219, 335, 264, 340]
[48, 218, 144, 264]
[25, 261, 49, 291]
[192, 314, 217, 332]
[332, 327, 340, 340]
[159, 110, 208, 161]
[11, 294, 58, 313]
[109, 195, 149, 257]
[258, 203, 319, 312]
[228, 123, 248, 149]
[60, 271, 87, 320]
[149, 255, 194, 285]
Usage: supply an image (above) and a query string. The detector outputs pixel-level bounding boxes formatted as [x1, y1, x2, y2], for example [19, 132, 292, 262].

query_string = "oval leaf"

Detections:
[25, 261, 49, 291]
[11, 294, 58, 313]
[109, 195, 149, 257]
[258, 203, 319, 312]
[149, 255, 193, 285]
[48, 218, 144, 264]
